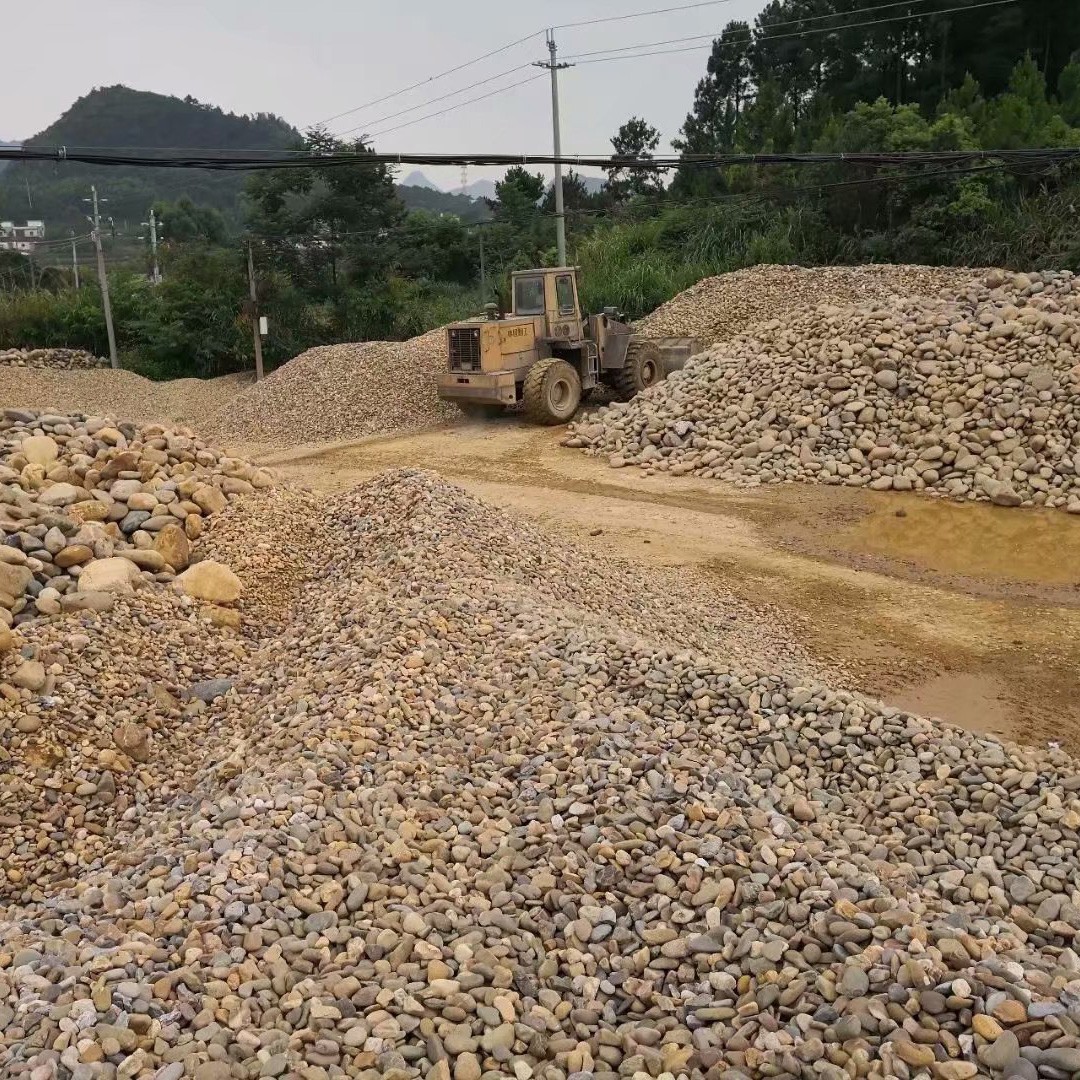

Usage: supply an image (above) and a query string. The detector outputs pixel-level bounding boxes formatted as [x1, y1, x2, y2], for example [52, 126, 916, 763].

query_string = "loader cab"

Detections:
[511, 268, 584, 343]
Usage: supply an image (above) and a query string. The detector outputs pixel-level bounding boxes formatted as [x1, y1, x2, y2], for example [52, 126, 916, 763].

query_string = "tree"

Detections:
[676, 21, 754, 157]
[0, 250, 34, 292]
[487, 167, 546, 223]
[541, 170, 601, 217]
[481, 167, 551, 273]
[1061, 62, 1080, 128]
[605, 118, 663, 203]
[246, 127, 405, 296]
[391, 211, 478, 286]
[154, 197, 228, 244]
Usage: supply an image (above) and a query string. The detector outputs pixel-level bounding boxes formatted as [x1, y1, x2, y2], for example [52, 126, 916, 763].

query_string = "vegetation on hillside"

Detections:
[0, 87, 299, 231]
[1, 0, 1079, 379]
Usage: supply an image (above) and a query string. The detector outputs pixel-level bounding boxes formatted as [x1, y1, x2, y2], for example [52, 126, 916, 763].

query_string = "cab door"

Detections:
[546, 271, 584, 341]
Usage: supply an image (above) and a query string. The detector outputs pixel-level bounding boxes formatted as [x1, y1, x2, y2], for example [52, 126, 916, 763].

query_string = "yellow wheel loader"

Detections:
[437, 267, 703, 425]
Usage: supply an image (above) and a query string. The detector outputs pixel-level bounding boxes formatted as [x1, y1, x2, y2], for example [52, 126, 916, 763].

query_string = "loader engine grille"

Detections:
[449, 327, 482, 372]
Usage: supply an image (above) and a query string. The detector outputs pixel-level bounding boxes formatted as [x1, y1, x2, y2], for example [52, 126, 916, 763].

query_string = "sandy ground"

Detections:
[233, 420, 1080, 756]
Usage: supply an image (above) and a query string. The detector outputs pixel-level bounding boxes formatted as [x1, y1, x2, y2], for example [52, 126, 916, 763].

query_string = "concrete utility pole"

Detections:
[70, 230, 80, 289]
[87, 186, 118, 369]
[148, 207, 161, 285]
[479, 228, 487, 300]
[246, 241, 265, 382]
[535, 31, 572, 267]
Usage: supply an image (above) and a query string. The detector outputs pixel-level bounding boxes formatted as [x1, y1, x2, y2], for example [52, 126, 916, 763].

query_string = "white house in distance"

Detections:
[0, 220, 45, 254]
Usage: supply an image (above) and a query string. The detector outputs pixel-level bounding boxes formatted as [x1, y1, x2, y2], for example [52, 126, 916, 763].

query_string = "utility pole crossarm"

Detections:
[534, 30, 573, 268]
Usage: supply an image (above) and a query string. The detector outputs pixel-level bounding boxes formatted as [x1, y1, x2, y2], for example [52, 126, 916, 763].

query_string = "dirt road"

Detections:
[239, 420, 1080, 754]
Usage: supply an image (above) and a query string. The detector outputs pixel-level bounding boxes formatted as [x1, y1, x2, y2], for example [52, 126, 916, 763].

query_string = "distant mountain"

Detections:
[400, 170, 441, 190]
[0, 87, 299, 230]
[461, 178, 498, 201]
[400, 173, 499, 202]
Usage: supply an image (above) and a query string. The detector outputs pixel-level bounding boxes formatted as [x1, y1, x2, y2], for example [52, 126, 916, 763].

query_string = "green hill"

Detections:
[1, 87, 493, 236]
[0, 86, 300, 233]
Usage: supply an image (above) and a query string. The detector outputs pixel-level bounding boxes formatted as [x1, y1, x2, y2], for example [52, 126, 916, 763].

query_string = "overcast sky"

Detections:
[3, 0, 767, 187]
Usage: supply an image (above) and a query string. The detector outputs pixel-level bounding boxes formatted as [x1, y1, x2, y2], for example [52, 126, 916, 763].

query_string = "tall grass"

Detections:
[575, 203, 833, 319]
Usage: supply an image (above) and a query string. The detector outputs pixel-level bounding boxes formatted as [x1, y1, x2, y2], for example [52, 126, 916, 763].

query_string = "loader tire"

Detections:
[612, 340, 663, 402]
[524, 358, 582, 425]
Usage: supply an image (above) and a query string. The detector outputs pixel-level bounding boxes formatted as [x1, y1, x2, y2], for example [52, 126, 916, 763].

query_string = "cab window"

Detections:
[514, 276, 545, 315]
[556, 274, 576, 316]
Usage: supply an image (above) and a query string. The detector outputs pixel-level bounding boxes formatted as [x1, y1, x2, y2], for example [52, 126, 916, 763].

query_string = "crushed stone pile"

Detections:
[635, 264, 985, 345]
[3, 468, 1080, 1080]
[0, 347, 105, 370]
[0, 366, 250, 429]
[570, 269, 1080, 510]
[207, 328, 457, 447]
[1, 408, 274, 628]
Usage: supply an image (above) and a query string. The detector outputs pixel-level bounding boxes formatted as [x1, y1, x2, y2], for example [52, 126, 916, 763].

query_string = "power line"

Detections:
[553, 0, 739, 30]
[564, 0, 1020, 64]
[315, 0, 745, 131]
[313, 30, 544, 128]
[561, 0, 1009, 61]
[332, 62, 535, 139]
[20, 231, 95, 250]
[365, 74, 548, 139]
[4, 145, 1075, 172]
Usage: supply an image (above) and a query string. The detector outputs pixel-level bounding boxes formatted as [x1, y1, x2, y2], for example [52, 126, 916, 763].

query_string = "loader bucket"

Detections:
[655, 338, 706, 375]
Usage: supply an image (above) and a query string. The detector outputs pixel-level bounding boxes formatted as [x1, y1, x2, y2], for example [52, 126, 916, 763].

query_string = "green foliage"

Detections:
[574, 202, 833, 319]
[396, 184, 490, 222]
[246, 128, 405, 295]
[154, 197, 228, 244]
[606, 118, 663, 202]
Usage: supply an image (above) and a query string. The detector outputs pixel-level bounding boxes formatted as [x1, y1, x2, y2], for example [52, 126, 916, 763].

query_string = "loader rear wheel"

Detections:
[456, 402, 505, 420]
[612, 340, 663, 402]
[524, 358, 581, 425]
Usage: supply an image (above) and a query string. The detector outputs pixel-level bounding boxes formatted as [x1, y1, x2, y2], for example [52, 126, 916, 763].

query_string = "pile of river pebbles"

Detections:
[1, 409, 274, 625]
[0, 348, 105, 371]
[3, 470, 1080, 1080]
[570, 270, 1080, 510]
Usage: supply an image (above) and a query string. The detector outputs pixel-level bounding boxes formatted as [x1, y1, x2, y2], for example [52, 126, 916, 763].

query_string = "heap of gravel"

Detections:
[0, 366, 250, 428]
[0, 347, 105, 370]
[3, 467, 1080, 1080]
[207, 329, 457, 447]
[1, 408, 274, 627]
[569, 268, 1080, 510]
[635, 264, 986, 345]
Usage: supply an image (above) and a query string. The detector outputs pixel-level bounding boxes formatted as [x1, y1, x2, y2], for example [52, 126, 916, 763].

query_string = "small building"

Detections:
[0, 220, 45, 253]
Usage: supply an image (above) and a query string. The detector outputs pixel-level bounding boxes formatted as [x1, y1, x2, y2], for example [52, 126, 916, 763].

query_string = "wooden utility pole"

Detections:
[88, 186, 118, 368]
[246, 241, 264, 382]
